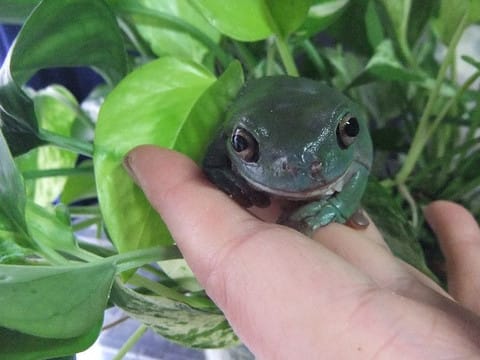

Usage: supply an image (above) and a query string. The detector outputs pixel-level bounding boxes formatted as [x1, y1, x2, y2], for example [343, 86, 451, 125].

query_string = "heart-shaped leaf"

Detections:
[0, 0, 128, 155]
[94, 58, 243, 255]
[0, 261, 116, 338]
[191, 0, 311, 41]
[111, 282, 238, 348]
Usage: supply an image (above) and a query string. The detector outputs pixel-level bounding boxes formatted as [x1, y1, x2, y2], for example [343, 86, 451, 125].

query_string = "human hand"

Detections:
[124, 145, 480, 359]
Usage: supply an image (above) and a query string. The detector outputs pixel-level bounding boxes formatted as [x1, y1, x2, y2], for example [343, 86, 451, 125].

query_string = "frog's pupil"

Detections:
[232, 134, 248, 152]
[345, 117, 359, 137]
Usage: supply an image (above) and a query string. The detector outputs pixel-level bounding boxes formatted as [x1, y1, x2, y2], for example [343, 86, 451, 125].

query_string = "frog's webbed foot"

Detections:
[279, 200, 369, 235]
[278, 200, 347, 235]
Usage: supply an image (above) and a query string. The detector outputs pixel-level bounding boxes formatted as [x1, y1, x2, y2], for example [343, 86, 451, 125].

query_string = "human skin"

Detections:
[124, 145, 480, 359]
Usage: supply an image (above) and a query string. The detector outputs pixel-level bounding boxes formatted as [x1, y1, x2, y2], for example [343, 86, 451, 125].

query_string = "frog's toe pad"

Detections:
[346, 208, 369, 229]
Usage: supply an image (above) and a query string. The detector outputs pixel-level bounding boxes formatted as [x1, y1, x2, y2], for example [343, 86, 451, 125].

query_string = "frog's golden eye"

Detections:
[337, 115, 359, 148]
[231, 127, 259, 162]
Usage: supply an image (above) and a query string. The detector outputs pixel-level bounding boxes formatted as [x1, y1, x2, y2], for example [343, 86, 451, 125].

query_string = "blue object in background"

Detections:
[0, 24, 103, 102]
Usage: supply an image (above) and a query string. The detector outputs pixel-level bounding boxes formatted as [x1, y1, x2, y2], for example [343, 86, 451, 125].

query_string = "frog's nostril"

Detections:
[310, 160, 323, 178]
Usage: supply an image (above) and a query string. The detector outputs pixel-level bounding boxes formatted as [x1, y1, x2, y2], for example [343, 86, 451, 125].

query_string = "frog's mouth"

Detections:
[243, 167, 353, 201]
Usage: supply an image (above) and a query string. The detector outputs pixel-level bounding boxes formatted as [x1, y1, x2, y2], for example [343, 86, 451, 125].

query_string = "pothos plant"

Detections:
[0, 0, 479, 359]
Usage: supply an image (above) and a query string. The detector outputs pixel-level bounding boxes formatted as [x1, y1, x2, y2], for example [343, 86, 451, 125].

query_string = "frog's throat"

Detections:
[242, 166, 354, 201]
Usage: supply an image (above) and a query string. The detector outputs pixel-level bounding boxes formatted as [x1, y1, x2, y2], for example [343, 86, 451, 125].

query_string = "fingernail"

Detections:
[123, 152, 140, 185]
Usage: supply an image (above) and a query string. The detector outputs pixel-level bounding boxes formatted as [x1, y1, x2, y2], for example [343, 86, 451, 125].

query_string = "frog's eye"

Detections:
[337, 115, 359, 148]
[231, 127, 259, 162]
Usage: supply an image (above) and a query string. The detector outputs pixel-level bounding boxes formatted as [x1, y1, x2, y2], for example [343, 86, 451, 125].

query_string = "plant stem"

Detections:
[129, 274, 215, 309]
[72, 217, 102, 232]
[395, 13, 468, 184]
[275, 36, 299, 76]
[231, 41, 257, 73]
[22, 166, 93, 179]
[112, 246, 182, 273]
[398, 183, 418, 228]
[398, 0, 415, 67]
[302, 40, 327, 78]
[113, 324, 148, 360]
[114, 3, 231, 68]
[266, 37, 276, 76]
[38, 129, 93, 157]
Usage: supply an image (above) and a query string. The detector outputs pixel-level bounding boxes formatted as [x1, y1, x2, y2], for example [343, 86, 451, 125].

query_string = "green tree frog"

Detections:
[203, 76, 373, 234]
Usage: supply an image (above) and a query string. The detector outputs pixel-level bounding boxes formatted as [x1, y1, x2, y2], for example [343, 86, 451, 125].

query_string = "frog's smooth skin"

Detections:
[203, 76, 373, 234]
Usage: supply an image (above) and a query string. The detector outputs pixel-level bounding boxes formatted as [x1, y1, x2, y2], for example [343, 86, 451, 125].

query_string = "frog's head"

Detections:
[224, 76, 372, 200]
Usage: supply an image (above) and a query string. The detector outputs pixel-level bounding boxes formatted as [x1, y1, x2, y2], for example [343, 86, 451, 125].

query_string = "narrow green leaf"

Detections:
[364, 0, 384, 49]
[25, 200, 77, 253]
[462, 55, 480, 71]
[0, 0, 128, 155]
[363, 180, 436, 280]
[0, 320, 102, 360]
[349, 40, 424, 87]
[0, 261, 116, 338]
[0, 130, 29, 245]
[375, 0, 413, 62]
[111, 282, 238, 348]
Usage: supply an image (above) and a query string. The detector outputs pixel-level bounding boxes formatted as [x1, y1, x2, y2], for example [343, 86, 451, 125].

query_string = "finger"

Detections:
[313, 223, 449, 303]
[124, 145, 399, 358]
[424, 200, 480, 314]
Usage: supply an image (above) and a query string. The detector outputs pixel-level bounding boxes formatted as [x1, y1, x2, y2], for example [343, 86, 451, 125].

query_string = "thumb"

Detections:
[424, 200, 480, 314]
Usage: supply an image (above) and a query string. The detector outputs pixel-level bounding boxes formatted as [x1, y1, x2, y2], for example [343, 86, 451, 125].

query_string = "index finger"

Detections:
[124, 146, 381, 354]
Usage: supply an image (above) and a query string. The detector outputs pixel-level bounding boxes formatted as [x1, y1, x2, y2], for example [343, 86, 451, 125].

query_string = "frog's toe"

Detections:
[346, 208, 369, 229]
[309, 205, 348, 229]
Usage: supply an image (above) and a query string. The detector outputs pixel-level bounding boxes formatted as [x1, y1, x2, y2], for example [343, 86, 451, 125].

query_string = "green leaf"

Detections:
[364, 0, 384, 49]
[349, 40, 424, 87]
[178, 60, 245, 163]
[0, 0, 128, 155]
[190, 0, 273, 41]
[95, 59, 243, 257]
[462, 55, 480, 71]
[375, 0, 412, 60]
[264, 0, 312, 37]
[0, 130, 29, 246]
[111, 282, 238, 348]
[16, 86, 77, 206]
[297, 0, 350, 38]
[0, 320, 102, 360]
[0, 1, 40, 24]
[94, 57, 216, 253]
[0, 261, 116, 338]
[432, 0, 479, 45]
[0, 237, 31, 264]
[117, 0, 221, 63]
[191, 0, 311, 41]
[60, 161, 97, 204]
[363, 180, 436, 280]
[25, 200, 77, 253]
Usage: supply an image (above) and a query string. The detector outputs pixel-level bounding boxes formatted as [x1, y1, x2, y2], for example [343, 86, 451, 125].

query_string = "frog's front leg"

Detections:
[284, 166, 369, 234]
